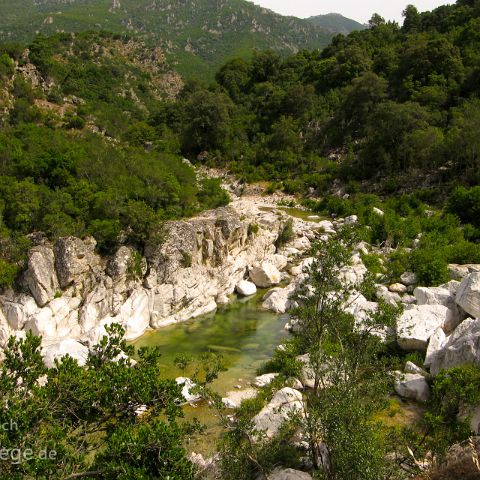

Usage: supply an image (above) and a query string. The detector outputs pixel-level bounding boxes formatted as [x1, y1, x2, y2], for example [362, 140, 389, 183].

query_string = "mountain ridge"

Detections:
[0, 0, 339, 79]
[306, 13, 366, 34]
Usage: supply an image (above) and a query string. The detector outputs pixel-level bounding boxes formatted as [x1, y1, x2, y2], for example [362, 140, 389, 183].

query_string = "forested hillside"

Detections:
[150, 0, 480, 195]
[0, 32, 228, 288]
[0, 0, 335, 79]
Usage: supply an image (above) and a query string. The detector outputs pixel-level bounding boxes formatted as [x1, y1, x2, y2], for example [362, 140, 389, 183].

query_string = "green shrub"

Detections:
[248, 223, 259, 236]
[448, 186, 480, 228]
[0, 259, 18, 288]
[275, 218, 294, 249]
[411, 247, 449, 286]
[180, 250, 192, 268]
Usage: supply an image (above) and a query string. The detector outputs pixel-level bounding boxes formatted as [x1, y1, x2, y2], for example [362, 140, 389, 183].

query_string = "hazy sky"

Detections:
[248, 1, 453, 24]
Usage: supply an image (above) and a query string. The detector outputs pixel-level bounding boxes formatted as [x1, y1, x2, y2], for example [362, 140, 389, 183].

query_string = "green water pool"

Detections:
[132, 293, 287, 395]
[131, 293, 288, 454]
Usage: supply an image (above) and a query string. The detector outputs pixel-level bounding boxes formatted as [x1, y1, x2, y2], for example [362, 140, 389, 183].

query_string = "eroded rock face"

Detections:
[1, 198, 320, 353]
[54, 236, 101, 289]
[25, 246, 59, 306]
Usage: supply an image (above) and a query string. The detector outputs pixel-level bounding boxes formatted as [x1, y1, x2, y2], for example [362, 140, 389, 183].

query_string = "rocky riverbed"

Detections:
[0, 195, 320, 366]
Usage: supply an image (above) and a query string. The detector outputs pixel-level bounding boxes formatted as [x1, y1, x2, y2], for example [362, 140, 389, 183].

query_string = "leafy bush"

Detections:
[0, 259, 18, 288]
[275, 218, 294, 249]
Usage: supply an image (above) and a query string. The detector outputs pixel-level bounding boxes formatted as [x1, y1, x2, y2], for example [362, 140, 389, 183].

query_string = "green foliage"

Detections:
[289, 230, 400, 478]
[448, 186, 480, 228]
[0, 325, 199, 478]
[180, 250, 192, 268]
[274, 218, 294, 250]
[0, 259, 18, 288]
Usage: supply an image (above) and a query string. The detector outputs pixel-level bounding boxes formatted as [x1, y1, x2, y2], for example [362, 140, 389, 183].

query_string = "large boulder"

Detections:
[262, 284, 296, 314]
[396, 305, 455, 351]
[456, 272, 480, 319]
[42, 339, 89, 368]
[236, 280, 257, 297]
[414, 286, 464, 332]
[25, 246, 59, 306]
[249, 261, 281, 288]
[430, 318, 480, 375]
[394, 372, 430, 402]
[252, 388, 304, 438]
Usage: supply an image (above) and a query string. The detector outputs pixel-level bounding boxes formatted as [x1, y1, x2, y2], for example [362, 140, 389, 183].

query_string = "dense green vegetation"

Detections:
[0, 33, 229, 287]
[0, 324, 205, 479]
[149, 0, 480, 193]
[0, 0, 336, 80]
[306, 190, 480, 286]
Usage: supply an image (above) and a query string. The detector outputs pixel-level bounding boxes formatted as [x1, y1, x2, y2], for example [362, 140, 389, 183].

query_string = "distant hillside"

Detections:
[0, 0, 336, 79]
[307, 13, 366, 34]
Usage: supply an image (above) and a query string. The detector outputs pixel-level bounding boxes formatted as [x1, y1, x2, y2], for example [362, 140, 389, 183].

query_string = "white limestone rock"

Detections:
[415, 286, 464, 332]
[344, 215, 358, 225]
[249, 261, 281, 288]
[456, 272, 480, 319]
[372, 207, 384, 217]
[396, 304, 454, 351]
[266, 468, 312, 480]
[236, 280, 257, 297]
[400, 272, 417, 286]
[424, 327, 447, 369]
[394, 372, 430, 402]
[262, 284, 296, 314]
[405, 361, 429, 377]
[176, 377, 201, 404]
[430, 318, 480, 375]
[389, 283, 408, 294]
[252, 387, 304, 438]
[42, 339, 89, 368]
[25, 246, 59, 307]
[252, 373, 279, 388]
